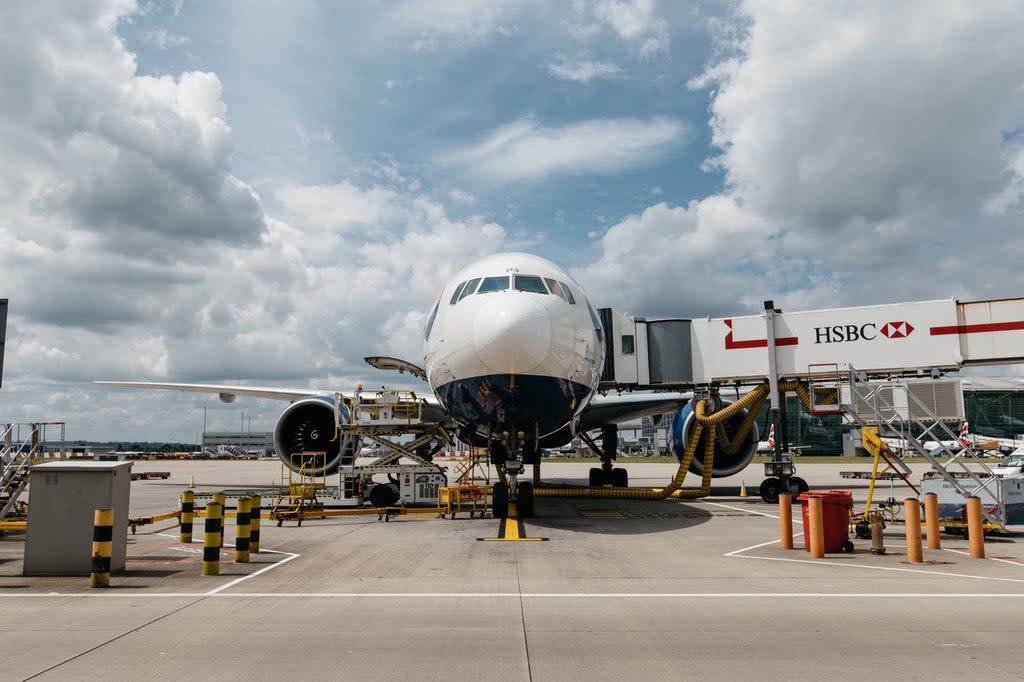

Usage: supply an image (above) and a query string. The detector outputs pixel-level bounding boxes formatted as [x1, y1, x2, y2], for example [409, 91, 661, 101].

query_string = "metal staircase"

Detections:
[1, 422, 65, 517]
[813, 369, 1003, 526]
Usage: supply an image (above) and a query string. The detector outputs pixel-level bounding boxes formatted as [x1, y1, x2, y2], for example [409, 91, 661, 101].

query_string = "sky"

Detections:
[2, 0, 1023, 443]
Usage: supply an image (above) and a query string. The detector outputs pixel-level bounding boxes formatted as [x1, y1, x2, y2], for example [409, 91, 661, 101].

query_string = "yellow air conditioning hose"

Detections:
[534, 380, 837, 500]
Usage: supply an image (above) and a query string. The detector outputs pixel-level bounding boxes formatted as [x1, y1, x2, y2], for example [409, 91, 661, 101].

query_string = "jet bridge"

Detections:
[600, 296, 1024, 389]
[600, 295, 1024, 509]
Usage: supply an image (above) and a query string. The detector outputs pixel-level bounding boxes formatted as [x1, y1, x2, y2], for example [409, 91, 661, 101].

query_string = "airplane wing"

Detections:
[94, 380, 453, 420]
[94, 382, 685, 430]
[93, 381, 332, 403]
[578, 392, 690, 431]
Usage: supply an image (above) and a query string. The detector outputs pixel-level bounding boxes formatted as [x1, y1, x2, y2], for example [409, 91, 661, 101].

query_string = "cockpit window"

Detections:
[449, 281, 467, 304]
[588, 303, 604, 344]
[559, 282, 576, 304]
[424, 302, 439, 340]
[544, 278, 566, 302]
[457, 278, 480, 302]
[476, 276, 509, 294]
[514, 275, 547, 293]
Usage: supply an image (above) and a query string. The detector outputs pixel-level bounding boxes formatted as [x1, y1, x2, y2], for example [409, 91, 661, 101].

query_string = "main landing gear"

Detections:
[582, 425, 629, 488]
[758, 454, 808, 503]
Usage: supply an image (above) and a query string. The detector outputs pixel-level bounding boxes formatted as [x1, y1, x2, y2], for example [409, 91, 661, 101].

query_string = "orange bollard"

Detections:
[779, 494, 793, 550]
[904, 498, 923, 564]
[923, 492, 940, 550]
[966, 496, 986, 559]
[807, 496, 824, 558]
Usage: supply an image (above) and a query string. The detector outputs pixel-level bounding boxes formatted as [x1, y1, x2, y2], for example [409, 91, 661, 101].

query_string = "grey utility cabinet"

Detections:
[23, 461, 132, 576]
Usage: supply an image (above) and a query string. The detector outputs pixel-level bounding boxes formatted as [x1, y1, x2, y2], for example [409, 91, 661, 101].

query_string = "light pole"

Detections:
[240, 411, 245, 449]
[202, 404, 208, 452]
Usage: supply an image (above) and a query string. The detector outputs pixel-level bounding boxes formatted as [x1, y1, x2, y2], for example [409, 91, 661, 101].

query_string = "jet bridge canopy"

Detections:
[600, 296, 1024, 389]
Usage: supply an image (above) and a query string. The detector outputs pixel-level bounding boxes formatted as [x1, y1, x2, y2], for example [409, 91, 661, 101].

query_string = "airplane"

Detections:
[757, 423, 776, 454]
[959, 421, 1023, 455]
[97, 252, 761, 517]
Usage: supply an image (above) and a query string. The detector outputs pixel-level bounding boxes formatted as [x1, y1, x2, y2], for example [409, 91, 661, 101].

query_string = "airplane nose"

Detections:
[473, 295, 552, 373]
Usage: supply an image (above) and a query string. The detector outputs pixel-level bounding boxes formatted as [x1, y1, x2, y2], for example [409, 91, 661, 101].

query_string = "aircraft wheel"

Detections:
[589, 467, 604, 487]
[518, 482, 534, 518]
[791, 476, 809, 494]
[611, 468, 628, 487]
[492, 482, 509, 519]
[760, 477, 782, 504]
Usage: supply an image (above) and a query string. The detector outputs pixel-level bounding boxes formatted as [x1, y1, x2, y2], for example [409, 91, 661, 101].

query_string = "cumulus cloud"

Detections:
[583, 0, 1024, 314]
[0, 1, 509, 440]
[453, 116, 690, 183]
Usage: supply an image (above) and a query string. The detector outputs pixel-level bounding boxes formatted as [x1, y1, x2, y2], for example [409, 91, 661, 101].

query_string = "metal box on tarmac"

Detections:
[23, 461, 131, 576]
[920, 475, 1024, 527]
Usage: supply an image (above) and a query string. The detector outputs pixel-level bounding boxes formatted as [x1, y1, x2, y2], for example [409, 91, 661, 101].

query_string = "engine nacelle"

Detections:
[273, 396, 356, 476]
[669, 401, 759, 478]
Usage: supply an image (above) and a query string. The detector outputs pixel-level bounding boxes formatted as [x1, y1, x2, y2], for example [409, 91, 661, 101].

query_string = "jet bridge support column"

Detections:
[759, 301, 804, 503]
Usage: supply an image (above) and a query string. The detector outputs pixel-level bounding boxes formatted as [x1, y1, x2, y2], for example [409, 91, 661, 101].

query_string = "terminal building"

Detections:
[202, 431, 274, 456]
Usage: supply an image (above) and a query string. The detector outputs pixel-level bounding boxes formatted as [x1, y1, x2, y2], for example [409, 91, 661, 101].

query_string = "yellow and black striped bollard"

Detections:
[212, 492, 226, 547]
[203, 501, 223, 576]
[90, 508, 114, 588]
[250, 494, 261, 553]
[180, 490, 195, 543]
[235, 496, 251, 563]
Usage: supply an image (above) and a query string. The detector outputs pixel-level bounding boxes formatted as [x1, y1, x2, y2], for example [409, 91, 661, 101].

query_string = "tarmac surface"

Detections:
[2, 458, 1023, 681]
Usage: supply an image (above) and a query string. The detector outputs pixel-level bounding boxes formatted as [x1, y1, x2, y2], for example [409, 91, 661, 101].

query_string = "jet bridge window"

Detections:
[476, 276, 509, 294]
[456, 278, 480, 302]
[621, 334, 635, 354]
[514, 275, 548, 293]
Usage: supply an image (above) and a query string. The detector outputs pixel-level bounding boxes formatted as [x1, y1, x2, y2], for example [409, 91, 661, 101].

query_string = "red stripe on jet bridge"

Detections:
[929, 321, 1024, 336]
[723, 319, 799, 350]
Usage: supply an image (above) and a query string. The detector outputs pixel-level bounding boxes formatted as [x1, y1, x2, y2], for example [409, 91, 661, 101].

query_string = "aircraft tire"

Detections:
[492, 482, 509, 518]
[759, 477, 782, 504]
[611, 468, 628, 487]
[588, 467, 604, 487]
[518, 482, 534, 517]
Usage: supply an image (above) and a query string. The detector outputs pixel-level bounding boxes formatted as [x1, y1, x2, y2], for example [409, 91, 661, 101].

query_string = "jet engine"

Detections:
[669, 400, 759, 478]
[273, 396, 357, 476]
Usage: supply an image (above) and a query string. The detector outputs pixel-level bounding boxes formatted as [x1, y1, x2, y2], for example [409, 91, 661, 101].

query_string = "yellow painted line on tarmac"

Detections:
[479, 504, 548, 542]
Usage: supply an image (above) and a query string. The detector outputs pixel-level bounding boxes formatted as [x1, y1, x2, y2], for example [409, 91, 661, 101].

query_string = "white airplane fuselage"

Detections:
[423, 252, 605, 445]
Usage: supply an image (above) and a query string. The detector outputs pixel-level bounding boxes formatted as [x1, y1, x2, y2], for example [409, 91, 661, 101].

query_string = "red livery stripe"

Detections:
[930, 321, 1024, 336]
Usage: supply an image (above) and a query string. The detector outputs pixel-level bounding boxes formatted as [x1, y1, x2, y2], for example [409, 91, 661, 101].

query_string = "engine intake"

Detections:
[273, 396, 356, 476]
[669, 401, 759, 478]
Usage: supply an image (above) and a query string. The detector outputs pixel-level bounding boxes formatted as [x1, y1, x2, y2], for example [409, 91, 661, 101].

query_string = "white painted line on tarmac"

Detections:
[709, 502, 1024, 583]
[4, 592, 1024, 599]
[199, 592, 1024, 598]
[151, 532, 302, 596]
[941, 547, 1024, 567]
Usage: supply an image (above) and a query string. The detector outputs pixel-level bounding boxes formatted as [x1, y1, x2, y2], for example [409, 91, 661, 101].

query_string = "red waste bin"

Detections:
[798, 490, 854, 553]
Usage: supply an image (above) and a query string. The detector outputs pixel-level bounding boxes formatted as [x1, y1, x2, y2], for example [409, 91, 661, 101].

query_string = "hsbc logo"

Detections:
[879, 321, 914, 338]
[814, 321, 915, 344]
